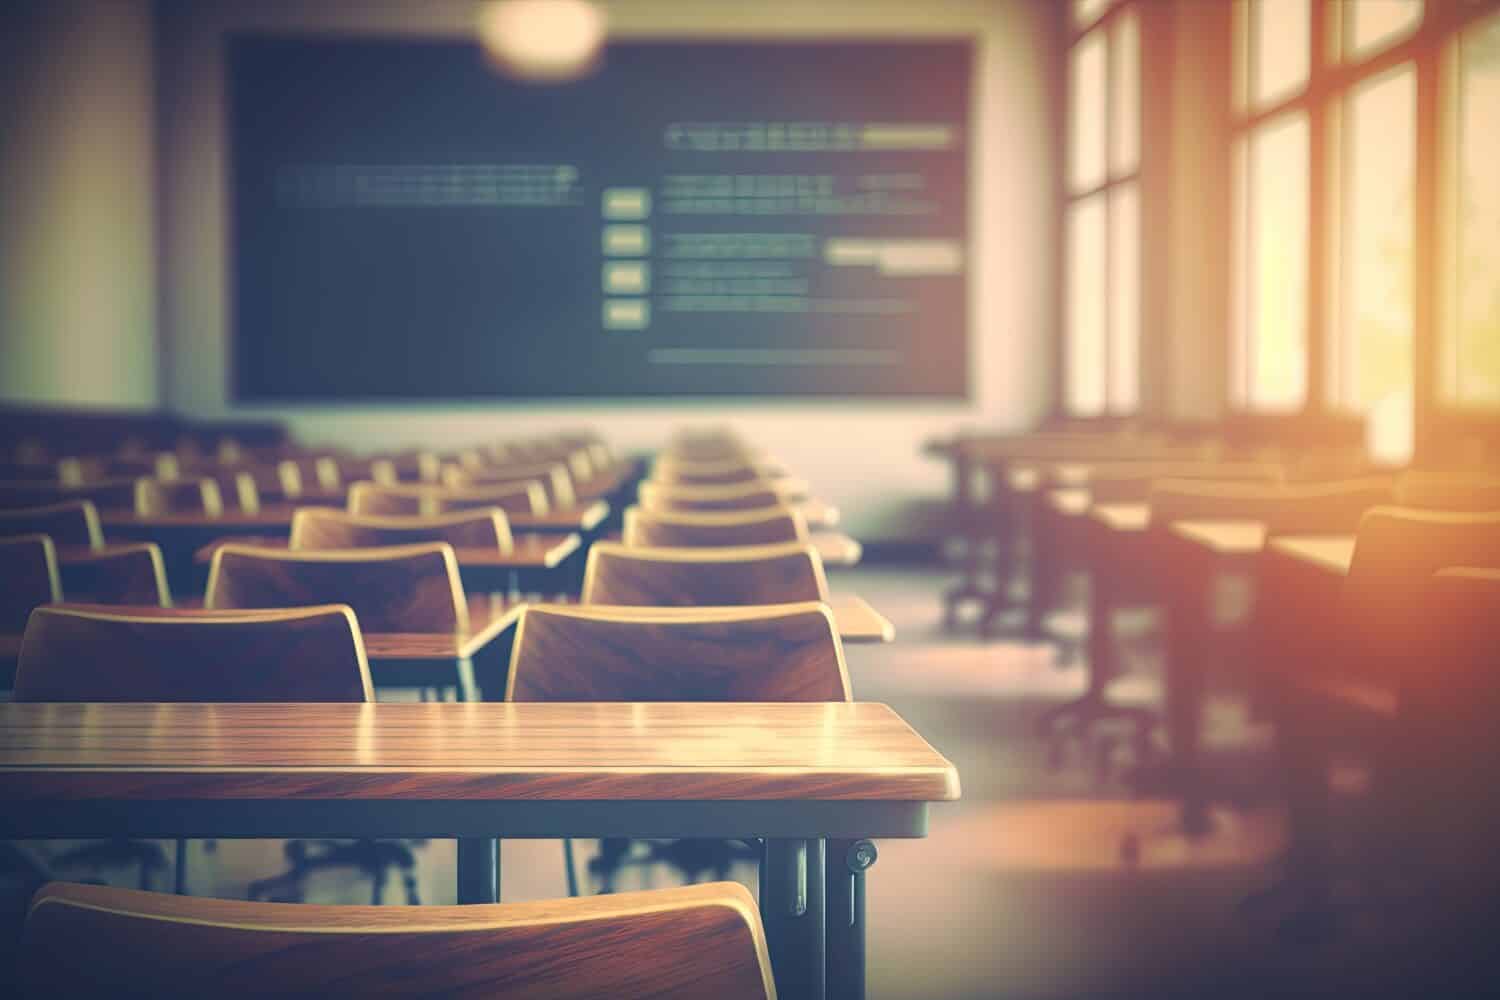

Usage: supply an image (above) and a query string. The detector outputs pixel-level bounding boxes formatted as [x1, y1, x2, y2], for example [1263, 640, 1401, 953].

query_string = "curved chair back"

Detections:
[19, 881, 773, 1000]
[0, 535, 61, 632]
[637, 481, 784, 514]
[509, 603, 850, 702]
[290, 508, 512, 552]
[0, 500, 103, 549]
[60, 543, 171, 606]
[135, 477, 224, 517]
[622, 505, 807, 548]
[13, 604, 372, 703]
[583, 541, 828, 607]
[206, 542, 468, 634]
[348, 481, 548, 518]
[443, 461, 576, 509]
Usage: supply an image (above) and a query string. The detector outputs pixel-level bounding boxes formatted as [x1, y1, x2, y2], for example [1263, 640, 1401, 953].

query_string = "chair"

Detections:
[637, 481, 785, 514]
[0, 535, 61, 634]
[583, 542, 828, 607]
[0, 500, 104, 549]
[1395, 472, 1500, 512]
[135, 477, 224, 517]
[622, 504, 807, 548]
[19, 880, 774, 1000]
[12, 604, 371, 896]
[510, 603, 849, 893]
[290, 507, 513, 552]
[347, 480, 549, 518]
[0, 479, 138, 513]
[57, 544, 172, 606]
[206, 542, 467, 635]
[443, 461, 576, 509]
[1274, 508, 1500, 917]
[651, 455, 783, 486]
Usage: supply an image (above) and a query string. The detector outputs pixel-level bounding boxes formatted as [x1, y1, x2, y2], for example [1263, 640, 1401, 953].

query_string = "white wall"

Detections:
[156, 0, 1059, 538]
[0, 0, 158, 409]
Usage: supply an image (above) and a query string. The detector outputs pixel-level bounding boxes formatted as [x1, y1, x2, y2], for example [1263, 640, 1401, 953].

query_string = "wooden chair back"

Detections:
[0, 480, 138, 513]
[19, 880, 773, 1000]
[1147, 476, 1394, 534]
[0, 501, 103, 549]
[583, 541, 829, 607]
[135, 477, 224, 517]
[509, 602, 850, 702]
[207, 542, 469, 634]
[1395, 473, 1500, 513]
[443, 461, 576, 509]
[0, 535, 61, 633]
[1336, 508, 1500, 685]
[13, 604, 372, 703]
[290, 508, 512, 552]
[622, 505, 807, 548]
[192, 467, 262, 512]
[348, 481, 549, 518]
[60, 543, 171, 606]
[637, 481, 784, 514]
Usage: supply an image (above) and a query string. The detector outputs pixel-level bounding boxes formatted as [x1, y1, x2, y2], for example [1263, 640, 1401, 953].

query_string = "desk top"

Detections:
[810, 532, 862, 568]
[1171, 519, 1269, 557]
[190, 533, 581, 570]
[0, 701, 960, 802]
[824, 594, 894, 643]
[1047, 488, 1092, 516]
[103, 501, 610, 535]
[1090, 503, 1151, 533]
[1269, 535, 1357, 576]
[798, 499, 839, 530]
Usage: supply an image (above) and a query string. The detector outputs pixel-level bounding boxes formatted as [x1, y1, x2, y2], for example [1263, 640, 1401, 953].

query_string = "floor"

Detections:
[0, 564, 1460, 997]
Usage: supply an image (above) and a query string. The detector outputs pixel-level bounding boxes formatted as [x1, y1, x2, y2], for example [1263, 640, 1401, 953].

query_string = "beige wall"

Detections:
[155, 0, 1059, 538]
[0, 0, 158, 409]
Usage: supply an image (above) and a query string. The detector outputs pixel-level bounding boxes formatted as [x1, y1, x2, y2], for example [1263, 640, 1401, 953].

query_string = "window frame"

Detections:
[1059, 0, 1144, 420]
[1228, 0, 1500, 449]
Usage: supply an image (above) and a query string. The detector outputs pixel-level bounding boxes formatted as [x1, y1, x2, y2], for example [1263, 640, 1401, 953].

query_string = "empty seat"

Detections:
[443, 461, 576, 509]
[621, 504, 807, 548]
[0, 500, 104, 549]
[206, 542, 467, 634]
[18, 880, 774, 1000]
[59, 544, 172, 606]
[583, 541, 828, 608]
[0, 535, 61, 633]
[290, 507, 512, 552]
[637, 481, 784, 514]
[347, 480, 549, 518]
[135, 477, 224, 517]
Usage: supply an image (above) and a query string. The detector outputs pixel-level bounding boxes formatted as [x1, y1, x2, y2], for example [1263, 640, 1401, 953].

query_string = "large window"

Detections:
[1231, 0, 1500, 450]
[1063, 0, 1141, 417]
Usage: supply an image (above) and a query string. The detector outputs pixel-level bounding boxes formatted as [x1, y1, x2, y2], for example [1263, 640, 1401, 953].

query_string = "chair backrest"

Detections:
[135, 477, 224, 517]
[13, 604, 372, 702]
[348, 481, 549, 518]
[206, 542, 468, 633]
[60, 543, 171, 606]
[1147, 476, 1394, 534]
[583, 541, 829, 607]
[19, 880, 773, 1000]
[443, 461, 576, 509]
[637, 481, 784, 514]
[192, 467, 262, 512]
[0, 535, 61, 633]
[621, 505, 807, 548]
[1396, 472, 1500, 513]
[0, 501, 103, 549]
[1337, 507, 1500, 684]
[290, 507, 512, 552]
[509, 603, 851, 702]
[0, 480, 138, 513]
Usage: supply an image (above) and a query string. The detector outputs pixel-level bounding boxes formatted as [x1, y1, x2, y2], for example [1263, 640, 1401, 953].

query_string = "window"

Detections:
[1439, 9, 1500, 409]
[1063, 2, 1141, 417]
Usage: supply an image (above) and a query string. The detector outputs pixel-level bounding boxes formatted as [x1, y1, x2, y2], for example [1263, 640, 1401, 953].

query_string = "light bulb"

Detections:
[477, 0, 606, 83]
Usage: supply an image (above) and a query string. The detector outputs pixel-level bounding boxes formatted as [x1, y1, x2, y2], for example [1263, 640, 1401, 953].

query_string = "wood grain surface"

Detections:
[20, 880, 774, 1000]
[0, 500, 103, 549]
[0, 701, 962, 802]
[290, 507, 514, 553]
[582, 542, 828, 607]
[622, 505, 806, 548]
[193, 533, 579, 570]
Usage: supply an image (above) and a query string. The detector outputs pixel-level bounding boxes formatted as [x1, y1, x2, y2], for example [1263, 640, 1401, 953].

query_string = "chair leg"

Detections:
[174, 838, 188, 895]
[562, 838, 580, 897]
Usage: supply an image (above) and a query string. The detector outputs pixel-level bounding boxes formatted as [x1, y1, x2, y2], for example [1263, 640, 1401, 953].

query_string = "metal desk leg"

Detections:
[762, 838, 826, 1000]
[826, 839, 876, 1000]
[457, 837, 500, 904]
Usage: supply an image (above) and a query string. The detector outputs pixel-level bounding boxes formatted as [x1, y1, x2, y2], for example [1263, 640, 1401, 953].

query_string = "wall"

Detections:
[155, 0, 1060, 538]
[0, 0, 159, 409]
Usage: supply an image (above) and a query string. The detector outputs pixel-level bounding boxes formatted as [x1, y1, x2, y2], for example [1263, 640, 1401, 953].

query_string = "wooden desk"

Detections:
[809, 532, 862, 568]
[1090, 502, 1151, 533]
[798, 499, 839, 530]
[1171, 519, 1268, 556]
[191, 533, 584, 595]
[823, 594, 894, 644]
[0, 700, 960, 1000]
[1269, 535, 1357, 575]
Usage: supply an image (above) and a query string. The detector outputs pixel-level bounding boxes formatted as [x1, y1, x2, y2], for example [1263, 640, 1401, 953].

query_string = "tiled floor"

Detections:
[0, 566, 1448, 996]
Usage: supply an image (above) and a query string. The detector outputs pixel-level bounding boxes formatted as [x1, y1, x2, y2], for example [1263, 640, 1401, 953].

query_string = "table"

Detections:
[809, 533, 862, 569]
[191, 533, 583, 595]
[798, 500, 840, 530]
[0, 700, 960, 1000]
[821, 594, 894, 644]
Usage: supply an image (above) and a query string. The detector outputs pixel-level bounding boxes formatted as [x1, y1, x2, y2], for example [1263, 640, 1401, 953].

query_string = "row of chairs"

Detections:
[5, 428, 837, 997]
